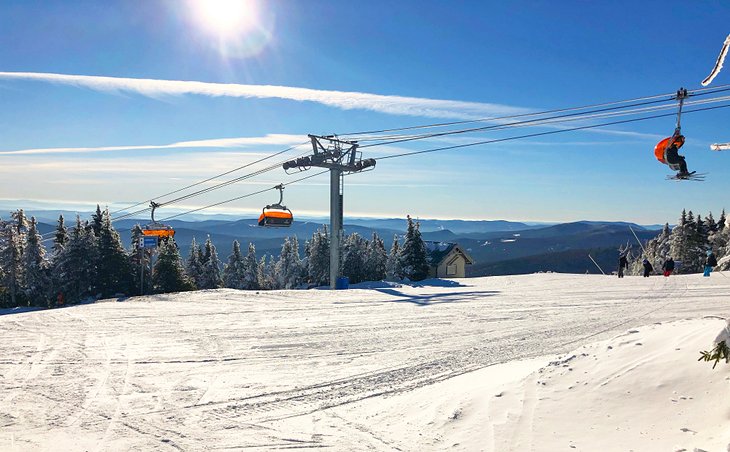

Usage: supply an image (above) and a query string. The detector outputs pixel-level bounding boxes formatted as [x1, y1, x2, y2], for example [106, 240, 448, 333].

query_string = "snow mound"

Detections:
[325, 319, 730, 451]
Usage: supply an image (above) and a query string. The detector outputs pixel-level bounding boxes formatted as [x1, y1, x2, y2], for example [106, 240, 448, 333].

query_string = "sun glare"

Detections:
[187, 0, 272, 58]
[192, 0, 257, 37]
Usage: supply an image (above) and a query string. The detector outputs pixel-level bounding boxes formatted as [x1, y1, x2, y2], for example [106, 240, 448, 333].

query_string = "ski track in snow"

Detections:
[0, 273, 726, 450]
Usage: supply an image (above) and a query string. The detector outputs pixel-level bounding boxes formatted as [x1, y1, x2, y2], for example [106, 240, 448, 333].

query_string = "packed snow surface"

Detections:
[1, 273, 729, 451]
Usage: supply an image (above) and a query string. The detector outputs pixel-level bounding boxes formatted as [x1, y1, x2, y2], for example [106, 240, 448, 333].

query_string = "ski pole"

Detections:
[629, 226, 646, 254]
[588, 254, 606, 275]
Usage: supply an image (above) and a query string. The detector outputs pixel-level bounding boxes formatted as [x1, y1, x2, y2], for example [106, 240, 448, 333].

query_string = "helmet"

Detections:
[674, 135, 685, 147]
[707, 250, 712, 256]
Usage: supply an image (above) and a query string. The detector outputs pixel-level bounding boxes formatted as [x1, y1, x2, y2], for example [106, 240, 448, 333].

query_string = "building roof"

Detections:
[424, 241, 474, 266]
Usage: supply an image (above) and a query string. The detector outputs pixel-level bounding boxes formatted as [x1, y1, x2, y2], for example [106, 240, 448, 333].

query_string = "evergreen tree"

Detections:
[53, 215, 97, 303]
[266, 254, 280, 289]
[275, 236, 303, 289]
[341, 233, 367, 284]
[152, 239, 194, 293]
[222, 240, 245, 289]
[257, 255, 271, 290]
[386, 235, 403, 280]
[199, 237, 222, 289]
[22, 217, 51, 306]
[670, 211, 694, 273]
[629, 223, 671, 276]
[52, 214, 68, 259]
[10, 209, 28, 257]
[718, 209, 726, 231]
[242, 243, 259, 290]
[11, 209, 28, 235]
[307, 227, 329, 287]
[185, 237, 204, 289]
[91, 204, 103, 237]
[365, 232, 387, 282]
[398, 216, 430, 281]
[0, 223, 24, 306]
[96, 209, 133, 297]
[705, 212, 718, 235]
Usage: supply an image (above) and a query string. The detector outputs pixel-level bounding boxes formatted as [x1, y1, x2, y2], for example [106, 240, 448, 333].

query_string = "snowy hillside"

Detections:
[1, 273, 728, 451]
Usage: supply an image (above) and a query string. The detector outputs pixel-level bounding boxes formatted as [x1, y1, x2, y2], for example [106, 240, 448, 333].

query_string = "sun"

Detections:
[190, 0, 258, 37]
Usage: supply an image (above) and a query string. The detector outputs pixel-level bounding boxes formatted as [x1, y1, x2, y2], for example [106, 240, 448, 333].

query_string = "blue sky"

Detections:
[1, 0, 730, 224]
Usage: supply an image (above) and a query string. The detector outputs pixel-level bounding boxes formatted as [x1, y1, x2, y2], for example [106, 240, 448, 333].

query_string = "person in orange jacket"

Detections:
[655, 132, 689, 177]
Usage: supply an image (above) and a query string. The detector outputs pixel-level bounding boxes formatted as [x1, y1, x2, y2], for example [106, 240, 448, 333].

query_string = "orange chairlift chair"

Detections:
[258, 184, 293, 227]
[142, 201, 175, 241]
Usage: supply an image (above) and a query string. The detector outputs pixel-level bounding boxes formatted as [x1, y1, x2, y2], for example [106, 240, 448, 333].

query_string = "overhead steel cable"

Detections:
[159, 170, 329, 222]
[110, 141, 309, 216]
[357, 93, 730, 149]
[110, 148, 314, 222]
[376, 103, 730, 161]
[338, 84, 730, 139]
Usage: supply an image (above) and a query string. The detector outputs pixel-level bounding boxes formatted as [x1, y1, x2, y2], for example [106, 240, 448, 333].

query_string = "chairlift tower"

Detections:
[283, 134, 376, 288]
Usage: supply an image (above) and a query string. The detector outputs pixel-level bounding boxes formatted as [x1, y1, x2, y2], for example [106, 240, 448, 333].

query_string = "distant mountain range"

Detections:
[29, 210, 661, 276]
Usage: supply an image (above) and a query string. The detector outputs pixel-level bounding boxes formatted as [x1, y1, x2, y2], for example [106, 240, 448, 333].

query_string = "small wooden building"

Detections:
[425, 241, 475, 278]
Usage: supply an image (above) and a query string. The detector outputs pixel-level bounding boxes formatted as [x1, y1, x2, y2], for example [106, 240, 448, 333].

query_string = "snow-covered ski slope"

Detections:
[1, 273, 728, 451]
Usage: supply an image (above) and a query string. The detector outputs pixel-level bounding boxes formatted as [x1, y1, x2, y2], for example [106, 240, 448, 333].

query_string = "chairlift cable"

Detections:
[359, 93, 730, 149]
[159, 170, 328, 222]
[339, 85, 730, 139]
[110, 141, 308, 216]
[376, 103, 730, 161]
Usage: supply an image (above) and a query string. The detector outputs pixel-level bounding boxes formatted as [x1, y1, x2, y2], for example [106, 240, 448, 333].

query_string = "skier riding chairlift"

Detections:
[654, 131, 690, 177]
[653, 88, 699, 180]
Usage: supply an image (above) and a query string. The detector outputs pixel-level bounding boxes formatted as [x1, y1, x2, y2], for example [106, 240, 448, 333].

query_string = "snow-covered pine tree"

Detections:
[687, 213, 710, 271]
[0, 222, 24, 306]
[222, 240, 245, 289]
[257, 255, 270, 290]
[242, 242, 258, 290]
[11, 209, 28, 235]
[96, 209, 133, 297]
[365, 232, 387, 282]
[670, 210, 693, 273]
[152, 239, 194, 293]
[341, 233, 367, 284]
[10, 209, 28, 258]
[199, 237, 223, 289]
[91, 204, 103, 238]
[52, 214, 68, 259]
[275, 236, 304, 289]
[265, 254, 280, 289]
[398, 216, 430, 281]
[386, 235, 403, 280]
[53, 215, 97, 303]
[718, 210, 726, 232]
[634, 225, 663, 276]
[185, 237, 204, 289]
[23, 217, 51, 306]
[307, 227, 329, 287]
[705, 212, 718, 236]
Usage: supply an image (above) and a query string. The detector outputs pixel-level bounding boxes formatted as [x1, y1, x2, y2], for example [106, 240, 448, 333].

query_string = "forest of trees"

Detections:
[0, 208, 431, 308]
[628, 209, 730, 275]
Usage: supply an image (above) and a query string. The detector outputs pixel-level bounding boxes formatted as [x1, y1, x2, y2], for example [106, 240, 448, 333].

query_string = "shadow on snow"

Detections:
[374, 288, 499, 306]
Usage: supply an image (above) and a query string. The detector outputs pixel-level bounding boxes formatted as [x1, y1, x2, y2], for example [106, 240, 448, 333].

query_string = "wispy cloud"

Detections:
[0, 133, 307, 155]
[0, 71, 530, 120]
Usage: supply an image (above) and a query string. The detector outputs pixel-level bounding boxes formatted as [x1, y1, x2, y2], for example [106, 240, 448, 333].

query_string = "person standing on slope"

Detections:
[704, 250, 718, 277]
[642, 258, 653, 277]
[662, 257, 675, 277]
[618, 252, 629, 278]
